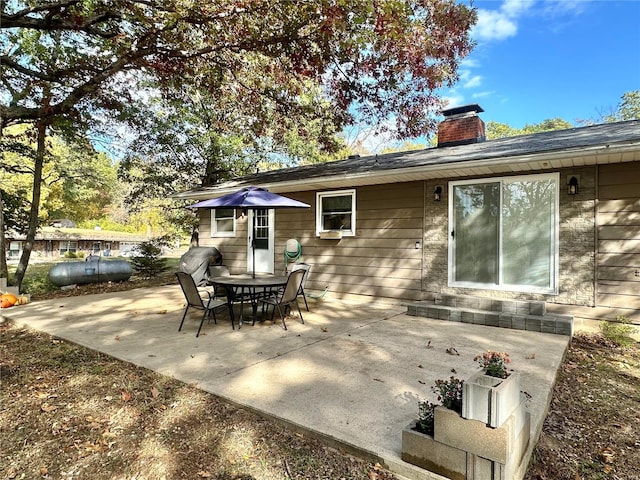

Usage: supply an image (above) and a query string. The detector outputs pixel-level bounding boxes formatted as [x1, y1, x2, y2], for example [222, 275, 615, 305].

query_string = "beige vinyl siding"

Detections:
[596, 163, 640, 312]
[197, 209, 249, 274]
[275, 183, 425, 301]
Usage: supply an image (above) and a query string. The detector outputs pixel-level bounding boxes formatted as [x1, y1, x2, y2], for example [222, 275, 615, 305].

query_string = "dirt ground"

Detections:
[2, 277, 639, 479]
[524, 333, 640, 480]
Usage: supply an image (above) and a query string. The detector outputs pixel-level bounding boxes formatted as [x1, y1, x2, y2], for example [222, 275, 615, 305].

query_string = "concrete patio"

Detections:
[2, 286, 571, 479]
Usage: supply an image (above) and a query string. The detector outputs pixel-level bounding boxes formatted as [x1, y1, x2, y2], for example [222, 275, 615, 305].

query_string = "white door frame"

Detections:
[247, 209, 275, 274]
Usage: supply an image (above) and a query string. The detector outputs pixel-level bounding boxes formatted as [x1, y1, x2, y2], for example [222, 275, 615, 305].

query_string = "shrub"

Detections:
[600, 316, 638, 347]
[63, 251, 77, 259]
[129, 240, 169, 278]
[20, 266, 58, 296]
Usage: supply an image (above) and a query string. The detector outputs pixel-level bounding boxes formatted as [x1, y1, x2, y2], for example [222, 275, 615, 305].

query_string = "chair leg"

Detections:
[178, 306, 190, 332]
[295, 299, 304, 324]
[196, 310, 208, 337]
[301, 290, 309, 311]
[275, 303, 287, 330]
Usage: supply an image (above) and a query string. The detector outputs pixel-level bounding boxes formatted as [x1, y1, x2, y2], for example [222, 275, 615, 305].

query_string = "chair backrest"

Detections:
[281, 269, 305, 304]
[176, 271, 205, 307]
[290, 263, 311, 289]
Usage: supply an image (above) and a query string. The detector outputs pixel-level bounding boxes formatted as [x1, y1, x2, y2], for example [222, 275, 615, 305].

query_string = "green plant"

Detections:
[129, 240, 169, 278]
[415, 400, 436, 436]
[413, 376, 464, 435]
[474, 351, 511, 378]
[19, 266, 58, 296]
[63, 251, 77, 258]
[600, 316, 638, 347]
[432, 376, 464, 414]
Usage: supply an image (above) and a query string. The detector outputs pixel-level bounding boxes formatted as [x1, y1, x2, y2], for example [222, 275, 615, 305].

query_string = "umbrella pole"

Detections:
[252, 213, 256, 278]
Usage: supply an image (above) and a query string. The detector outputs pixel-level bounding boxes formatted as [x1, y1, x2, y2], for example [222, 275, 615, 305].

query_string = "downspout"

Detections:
[421, 180, 426, 299]
[594, 166, 599, 308]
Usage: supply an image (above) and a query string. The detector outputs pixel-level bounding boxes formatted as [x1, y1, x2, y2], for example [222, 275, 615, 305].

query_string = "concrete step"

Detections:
[406, 302, 573, 336]
[433, 293, 546, 316]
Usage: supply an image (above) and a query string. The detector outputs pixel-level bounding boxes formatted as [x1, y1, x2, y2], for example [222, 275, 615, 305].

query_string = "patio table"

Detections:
[208, 274, 288, 327]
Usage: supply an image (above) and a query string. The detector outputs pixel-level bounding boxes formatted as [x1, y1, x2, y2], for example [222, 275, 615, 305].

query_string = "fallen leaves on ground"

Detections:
[524, 333, 640, 480]
[0, 322, 398, 480]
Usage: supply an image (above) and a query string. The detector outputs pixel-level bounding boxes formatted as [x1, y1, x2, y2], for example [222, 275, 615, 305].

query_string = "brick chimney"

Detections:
[437, 104, 486, 147]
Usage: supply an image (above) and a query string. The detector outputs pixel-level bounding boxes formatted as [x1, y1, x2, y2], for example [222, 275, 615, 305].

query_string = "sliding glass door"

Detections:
[449, 173, 558, 293]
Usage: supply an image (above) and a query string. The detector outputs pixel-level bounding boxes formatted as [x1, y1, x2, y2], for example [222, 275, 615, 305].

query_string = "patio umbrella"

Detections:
[189, 187, 310, 277]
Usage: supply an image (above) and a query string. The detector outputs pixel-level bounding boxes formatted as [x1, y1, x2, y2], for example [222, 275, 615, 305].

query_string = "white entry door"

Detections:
[247, 209, 275, 274]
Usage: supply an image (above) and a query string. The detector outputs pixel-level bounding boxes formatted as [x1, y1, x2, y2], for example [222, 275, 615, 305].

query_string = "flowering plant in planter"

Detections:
[474, 351, 511, 379]
[432, 376, 464, 414]
[413, 376, 464, 435]
[415, 400, 436, 436]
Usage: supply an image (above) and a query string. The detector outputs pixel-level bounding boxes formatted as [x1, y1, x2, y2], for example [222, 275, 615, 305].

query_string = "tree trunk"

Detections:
[13, 121, 46, 291]
[0, 189, 8, 282]
[190, 226, 199, 247]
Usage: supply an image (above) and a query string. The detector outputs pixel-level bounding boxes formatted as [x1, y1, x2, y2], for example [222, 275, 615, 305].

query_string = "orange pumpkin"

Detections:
[0, 293, 18, 308]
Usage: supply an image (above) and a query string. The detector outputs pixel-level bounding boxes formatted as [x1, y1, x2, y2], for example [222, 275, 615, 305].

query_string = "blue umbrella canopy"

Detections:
[188, 187, 309, 277]
[189, 187, 310, 209]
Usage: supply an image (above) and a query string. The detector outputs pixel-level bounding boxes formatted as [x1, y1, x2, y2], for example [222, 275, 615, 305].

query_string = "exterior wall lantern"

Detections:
[433, 185, 443, 201]
[568, 176, 579, 195]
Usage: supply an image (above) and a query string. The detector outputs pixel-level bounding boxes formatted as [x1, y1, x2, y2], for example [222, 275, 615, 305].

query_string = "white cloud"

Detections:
[541, 0, 587, 18]
[473, 9, 518, 41]
[463, 75, 483, 89]
[472, 0, 585, 42]
[472, 0, 536, 42]
[501, 0, 536, 18]
[472, 91, 493, 99]
[441, 94, 466, 108]
[460, 58, 480, 69]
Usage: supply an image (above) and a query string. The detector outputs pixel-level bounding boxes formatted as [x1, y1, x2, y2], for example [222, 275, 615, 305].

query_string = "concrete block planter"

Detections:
[462, 371, 520, 428]
[401, 405, 531, 479]
[401, 420, 467, 480]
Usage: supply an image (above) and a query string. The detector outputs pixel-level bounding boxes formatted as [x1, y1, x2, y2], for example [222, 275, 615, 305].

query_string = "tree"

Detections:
[486, 118, 574, 140]
[129, 237, 171, 278]
[0, 126, 119, 286]
[2, 0, 476, 289]
[2, 1, 476, 134]
[46, 142, 118, 223]
[603, 90, 640, 122]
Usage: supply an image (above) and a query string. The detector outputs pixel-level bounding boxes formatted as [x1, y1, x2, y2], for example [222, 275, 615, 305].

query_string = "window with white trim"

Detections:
[8, 241, 21, 258]
[449, 173, 559, 293]
[211, 208, 236, 237]
[316, 189, 356, 236]
[59, 241, 78, 255]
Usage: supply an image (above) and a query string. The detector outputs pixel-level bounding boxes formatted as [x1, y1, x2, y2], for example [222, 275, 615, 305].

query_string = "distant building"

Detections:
[5, 227, 148, 259]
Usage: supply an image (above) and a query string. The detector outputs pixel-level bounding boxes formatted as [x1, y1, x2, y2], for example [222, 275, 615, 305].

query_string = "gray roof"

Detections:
[176, 119, 640, 199]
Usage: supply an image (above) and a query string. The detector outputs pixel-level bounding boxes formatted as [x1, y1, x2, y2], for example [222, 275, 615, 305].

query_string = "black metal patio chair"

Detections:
[289, 262, 311, 311]
[259, 269, 305, 330]
[176, 271, 231, 336]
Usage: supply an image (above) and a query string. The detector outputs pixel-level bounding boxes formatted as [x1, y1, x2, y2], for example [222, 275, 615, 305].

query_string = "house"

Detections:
[5, 226, 148, 259]
[175, 105, 640, 323]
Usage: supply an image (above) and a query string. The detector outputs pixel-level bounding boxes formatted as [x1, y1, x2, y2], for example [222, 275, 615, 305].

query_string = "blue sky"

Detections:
[445, 0, 640, 128]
